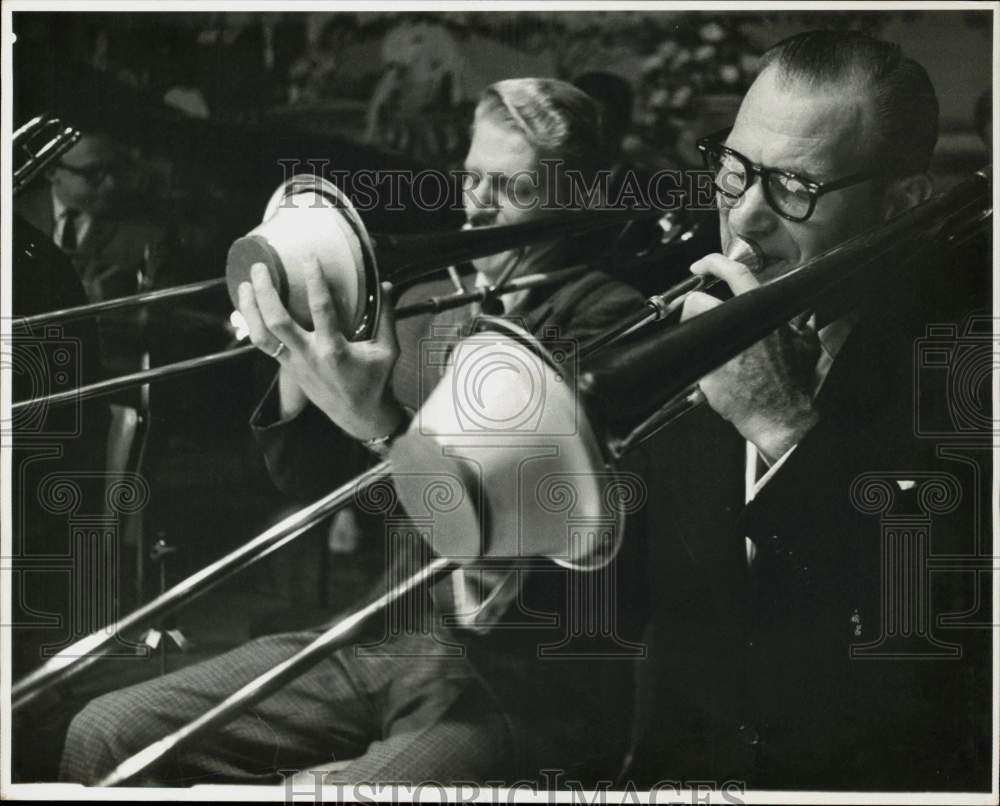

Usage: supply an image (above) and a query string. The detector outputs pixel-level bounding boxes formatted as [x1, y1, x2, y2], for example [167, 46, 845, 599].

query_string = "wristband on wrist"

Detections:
[361, 407, 413, 458]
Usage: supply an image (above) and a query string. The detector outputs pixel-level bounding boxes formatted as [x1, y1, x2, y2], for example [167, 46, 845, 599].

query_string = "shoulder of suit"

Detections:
[538, 268, 645, 342]
[550, 269, 645, 324]
[13, 185, 53, 226]
[550, 268, 645, 309]
[116, 215, 169, 239]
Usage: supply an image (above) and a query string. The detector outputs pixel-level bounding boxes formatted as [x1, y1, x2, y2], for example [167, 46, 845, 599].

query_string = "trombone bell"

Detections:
[389, 317, 626, 569]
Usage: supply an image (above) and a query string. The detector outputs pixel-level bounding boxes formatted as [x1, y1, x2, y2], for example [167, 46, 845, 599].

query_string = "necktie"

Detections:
[61, 209, 79, 252]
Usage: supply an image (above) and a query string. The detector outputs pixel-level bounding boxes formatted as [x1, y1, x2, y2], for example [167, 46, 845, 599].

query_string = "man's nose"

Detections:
[464, 177, 497, 223]
[726, 177, 778, 237]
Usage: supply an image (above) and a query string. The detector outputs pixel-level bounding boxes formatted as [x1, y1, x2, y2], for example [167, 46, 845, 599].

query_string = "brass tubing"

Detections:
[373, 207, 663, 283]
[14, 115, 82, 194]
[13, 265, 593, 412]
[578, 169, 992, 442]
[14, 278, 227, 329]
[394, 263, 590, 317]
[11, 345, 258, 415]
[96, 556, 454, 786]
[11, 460, 393, 711]
[577, 236, 763, 359]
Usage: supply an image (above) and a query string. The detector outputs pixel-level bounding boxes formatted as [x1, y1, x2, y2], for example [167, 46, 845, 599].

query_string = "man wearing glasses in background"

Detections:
[630, 30, 991, 790]
[15, 125, 182, 399]
[15, 129, 172, 303]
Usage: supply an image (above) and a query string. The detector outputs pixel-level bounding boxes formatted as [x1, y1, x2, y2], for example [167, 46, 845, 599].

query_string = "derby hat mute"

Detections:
[226, 175, 379, 339]
[389, 317, 635, 570]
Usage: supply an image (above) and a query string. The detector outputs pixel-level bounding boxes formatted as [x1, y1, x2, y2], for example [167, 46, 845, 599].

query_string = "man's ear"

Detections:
[882, 173, 933, 221]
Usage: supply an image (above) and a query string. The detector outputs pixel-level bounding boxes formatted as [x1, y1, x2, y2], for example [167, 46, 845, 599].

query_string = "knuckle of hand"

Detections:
[310, 295, 333, 313]
[317, 341, 343, 363]
[313, 343, 334, 364]
[687, 291, 716, 311]
[690, 257, 711, 275]
[268, 312, 292, 331]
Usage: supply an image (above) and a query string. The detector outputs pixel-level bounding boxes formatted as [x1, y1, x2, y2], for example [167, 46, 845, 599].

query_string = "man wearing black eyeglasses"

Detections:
[631, 29, 990, 791]
[685, 51, 934, 466]
[15, 130, 171, 303]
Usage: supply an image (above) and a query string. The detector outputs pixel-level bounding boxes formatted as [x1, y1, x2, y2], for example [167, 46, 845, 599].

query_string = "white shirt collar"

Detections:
[50, 188, 92, 245]
[51, 189, 74, 219]
[52, 189, 66, 218]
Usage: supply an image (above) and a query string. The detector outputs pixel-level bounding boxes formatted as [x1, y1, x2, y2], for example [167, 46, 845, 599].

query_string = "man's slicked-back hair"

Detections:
[475, 77, 608, 180]
[758, 29, 939, 176]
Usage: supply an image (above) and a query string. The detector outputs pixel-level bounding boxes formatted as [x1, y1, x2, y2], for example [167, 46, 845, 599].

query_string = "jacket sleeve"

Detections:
[249, 373, 375, 500]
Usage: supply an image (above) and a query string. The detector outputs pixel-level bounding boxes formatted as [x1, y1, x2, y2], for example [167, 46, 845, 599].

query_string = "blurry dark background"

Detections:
[14, 10, 992, 177]
[8, 9, 992, 782]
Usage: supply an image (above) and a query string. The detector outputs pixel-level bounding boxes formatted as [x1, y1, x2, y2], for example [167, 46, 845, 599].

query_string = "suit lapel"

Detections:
[78, 216, 118, 258]
[73, 217, 124, 300]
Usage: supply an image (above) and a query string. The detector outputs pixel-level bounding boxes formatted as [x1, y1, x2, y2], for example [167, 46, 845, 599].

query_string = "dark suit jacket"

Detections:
[629, 239, 992, 791]
[15, 185, 171, 303]
[15, 185, 183, 389]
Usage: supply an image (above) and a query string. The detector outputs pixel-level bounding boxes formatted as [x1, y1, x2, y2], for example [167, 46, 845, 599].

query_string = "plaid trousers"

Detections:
[59, 631, 624, 786]
[59, 630, 528, 786]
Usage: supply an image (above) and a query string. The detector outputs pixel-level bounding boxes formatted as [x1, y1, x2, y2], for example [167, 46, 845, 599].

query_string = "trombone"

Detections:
[11, 201, 671, 413]
[10, 263, 600, 413]
[583, 166, 994, 459]
[11, 167, 991, 785]
[13, 114, 82, 195]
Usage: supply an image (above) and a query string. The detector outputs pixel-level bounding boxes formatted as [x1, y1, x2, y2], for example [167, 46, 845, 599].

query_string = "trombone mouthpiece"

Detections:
[725, 236, 765, 273]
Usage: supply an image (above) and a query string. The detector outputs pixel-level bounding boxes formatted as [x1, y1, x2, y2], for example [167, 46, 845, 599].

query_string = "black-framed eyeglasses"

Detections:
[696, 128, 881, 223]
[56, 160, 120, 187]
